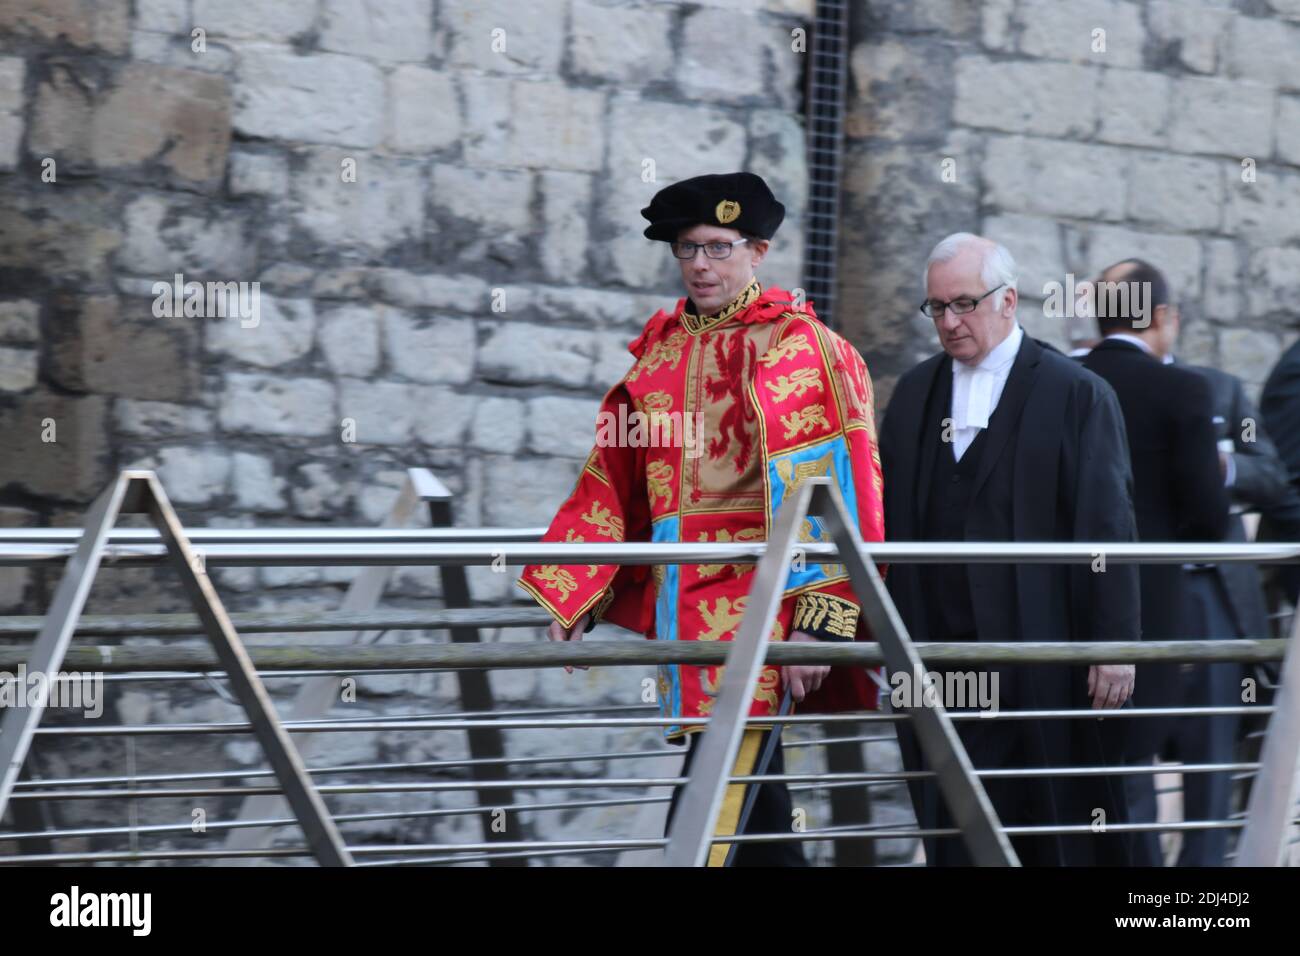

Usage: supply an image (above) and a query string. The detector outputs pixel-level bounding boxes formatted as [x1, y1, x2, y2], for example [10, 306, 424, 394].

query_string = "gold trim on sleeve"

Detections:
[792, 592, 859, 639]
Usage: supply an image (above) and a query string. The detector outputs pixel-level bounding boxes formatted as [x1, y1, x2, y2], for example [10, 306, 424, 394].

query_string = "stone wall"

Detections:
[841, 0, 1300, 406]
[5, 0, 1295, 866]
[0, 0, 872, 866]
[0, 0, 815, 584]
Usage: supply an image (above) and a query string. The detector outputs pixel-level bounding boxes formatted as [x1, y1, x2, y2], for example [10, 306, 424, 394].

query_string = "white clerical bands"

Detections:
[956, 365, 997, 431]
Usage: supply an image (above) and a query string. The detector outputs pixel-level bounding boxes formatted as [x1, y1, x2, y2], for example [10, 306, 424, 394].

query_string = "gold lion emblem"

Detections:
[715, 199, 741, 224]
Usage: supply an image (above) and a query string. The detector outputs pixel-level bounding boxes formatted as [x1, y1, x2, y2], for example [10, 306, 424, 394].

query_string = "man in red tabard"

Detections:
[518, 172, 885, 865]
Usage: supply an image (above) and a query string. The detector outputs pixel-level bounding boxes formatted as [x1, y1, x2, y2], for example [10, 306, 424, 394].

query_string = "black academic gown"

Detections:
[1191, 363, 1293, 644]
[1259, 339, 1300, 603]
[879, 335, 1144, 866]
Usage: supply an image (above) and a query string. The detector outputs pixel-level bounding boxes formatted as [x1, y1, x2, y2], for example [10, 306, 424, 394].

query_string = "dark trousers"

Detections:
[664, 729, 806, 867]
[1171, 572, 1241, 866]
[899, 715, 1069, 866]
[1124, 571, 1242, 866]
[896, 651, 1151, 866]
[1120, 769, 1165, 866]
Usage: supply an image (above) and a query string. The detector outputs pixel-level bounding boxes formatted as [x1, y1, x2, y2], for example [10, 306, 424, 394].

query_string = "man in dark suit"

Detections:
[1080, 258, 1231, 864]
[880, 233, 1144, 866]
[1174, 358, 1294, 865]
[1261, 339, 1300, 498]
[1189, 365, 1292, 644]
[1260, 340, 1300, 604]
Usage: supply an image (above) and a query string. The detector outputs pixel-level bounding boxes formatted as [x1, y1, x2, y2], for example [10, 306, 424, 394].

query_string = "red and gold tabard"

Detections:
[517, 279, 886, 739]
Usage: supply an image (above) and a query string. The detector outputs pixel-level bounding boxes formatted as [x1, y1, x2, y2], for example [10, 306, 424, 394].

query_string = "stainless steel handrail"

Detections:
[4, 539, 1300, 567]
[3, 469, 1294, 868]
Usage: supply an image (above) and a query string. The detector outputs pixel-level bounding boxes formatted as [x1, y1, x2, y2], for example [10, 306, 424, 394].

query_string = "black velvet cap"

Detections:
[640, 171, 785, 241]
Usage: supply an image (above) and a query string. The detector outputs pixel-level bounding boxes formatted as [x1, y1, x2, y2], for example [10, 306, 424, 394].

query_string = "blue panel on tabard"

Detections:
[651, 516, 683, 736]
[766, 435, 857, 592]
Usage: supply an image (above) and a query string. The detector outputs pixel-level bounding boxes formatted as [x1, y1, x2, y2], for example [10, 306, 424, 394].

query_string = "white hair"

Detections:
[923, 232, 1019, 310]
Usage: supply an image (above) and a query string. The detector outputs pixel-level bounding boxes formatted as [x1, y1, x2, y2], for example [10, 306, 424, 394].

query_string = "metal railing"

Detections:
[0, 468, 1297, 866]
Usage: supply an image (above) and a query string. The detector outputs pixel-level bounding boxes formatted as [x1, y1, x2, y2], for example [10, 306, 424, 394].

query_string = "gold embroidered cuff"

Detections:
[791, 592, 859, 642]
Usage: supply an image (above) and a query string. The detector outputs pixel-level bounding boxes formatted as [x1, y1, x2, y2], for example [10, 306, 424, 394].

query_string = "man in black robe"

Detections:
[1260, 339, 1300, 604]
[880, 233, 1144, 866]
[1178, 359, 1293, 865]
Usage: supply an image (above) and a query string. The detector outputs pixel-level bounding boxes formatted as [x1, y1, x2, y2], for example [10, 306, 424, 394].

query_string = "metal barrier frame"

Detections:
[224, 469, 431, 853]
[0, 471, 352, 866]
[423, 471, 526, 860]
[2, 469, 1298, 867]
[1237, 602, 1300, 865]
[663, 478, 1016, 867]
[223, 467, 521, 862]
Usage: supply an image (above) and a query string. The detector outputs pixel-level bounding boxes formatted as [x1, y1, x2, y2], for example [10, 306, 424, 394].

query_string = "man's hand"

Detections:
[548, 614, 590, 674]
[1088, 663, 1135, 710]
[782, 630, 829, 703]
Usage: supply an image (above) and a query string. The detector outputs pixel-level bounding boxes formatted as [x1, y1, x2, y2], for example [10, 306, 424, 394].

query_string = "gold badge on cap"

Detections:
[715, 199, 741, 224]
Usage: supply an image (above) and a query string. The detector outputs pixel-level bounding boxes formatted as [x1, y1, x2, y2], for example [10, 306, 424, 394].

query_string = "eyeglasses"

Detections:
[670, 238, 749, 260]
[919, 283, 1006, 318]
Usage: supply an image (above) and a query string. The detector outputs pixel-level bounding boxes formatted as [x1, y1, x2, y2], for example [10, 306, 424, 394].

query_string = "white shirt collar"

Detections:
[953, 322, 1023, 375]
[1105, 332, 1155, 356]
[947, 324, 1024, 456]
